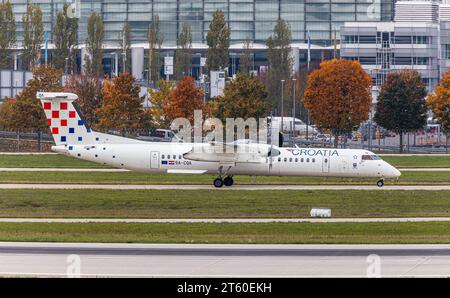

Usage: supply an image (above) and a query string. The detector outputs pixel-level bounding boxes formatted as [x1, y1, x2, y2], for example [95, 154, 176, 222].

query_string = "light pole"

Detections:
[292, 78, 297, 137]
[281, 79, 285, 133]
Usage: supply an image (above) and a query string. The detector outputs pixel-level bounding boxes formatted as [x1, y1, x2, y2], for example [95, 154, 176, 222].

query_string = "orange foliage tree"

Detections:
[304, 59, 372, 147]
[96, 73, 148, 135]
[164, 76, 209, 124]
[7, 64, 63, 133]
[427, 69, 450, 149]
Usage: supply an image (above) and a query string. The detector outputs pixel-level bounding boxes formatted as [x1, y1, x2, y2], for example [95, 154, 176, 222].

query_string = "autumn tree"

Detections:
[239, 38, 252, 75]
[148, 80, 174, 128]
[7, 64, 63, 140]
[175, 23, 192, 80]
[53, 3, 78, 73]
[428, 70, 450, 151]
[148, 15, 163, 83]
[96, 73, 145, 136]
[212, 73, 269, 122]
[85, 12, 104, 77]
[304, 59, 372, 147]
[0, 1, 16, 69]
[0, 98, 15, 130]
[22, 4, 44, 70]
[206, 10, 230, 73]
[374, 70, 427, 153]
[165, 76, 209, 124]
[118, 21, 132, 74]
[266, 19, 293, 111]
[64, 74, 103, 127]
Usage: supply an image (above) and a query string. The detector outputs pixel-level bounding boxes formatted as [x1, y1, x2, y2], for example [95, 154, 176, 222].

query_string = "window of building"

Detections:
[343, 35, 357, 44]
[443, 45, 450, 59]
[358, 35, 376, 44]
[413, 57, 429, 65]
[413, 36, 429, 44]
[394, 36, 412, 44]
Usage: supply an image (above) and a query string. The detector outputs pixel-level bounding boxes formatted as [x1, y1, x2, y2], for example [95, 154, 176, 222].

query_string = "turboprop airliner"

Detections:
[37, 92, 401, 188]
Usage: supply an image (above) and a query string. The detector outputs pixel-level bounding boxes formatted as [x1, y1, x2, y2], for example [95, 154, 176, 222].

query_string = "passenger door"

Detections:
[150, 151, 160, 169]
[322, 156, 330, 173]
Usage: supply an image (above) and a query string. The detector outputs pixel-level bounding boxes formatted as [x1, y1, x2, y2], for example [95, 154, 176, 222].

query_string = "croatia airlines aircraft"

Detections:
[38, 92, 401, 188]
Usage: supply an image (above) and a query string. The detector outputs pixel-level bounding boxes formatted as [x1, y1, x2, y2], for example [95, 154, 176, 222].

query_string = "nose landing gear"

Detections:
[376, 179, 384, 188]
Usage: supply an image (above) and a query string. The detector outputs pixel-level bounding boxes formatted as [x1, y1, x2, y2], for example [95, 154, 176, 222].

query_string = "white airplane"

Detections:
[37, 92, 401, 188]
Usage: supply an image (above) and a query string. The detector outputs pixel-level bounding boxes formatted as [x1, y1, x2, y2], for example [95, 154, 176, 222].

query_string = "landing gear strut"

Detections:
[377, 179, 384, 188]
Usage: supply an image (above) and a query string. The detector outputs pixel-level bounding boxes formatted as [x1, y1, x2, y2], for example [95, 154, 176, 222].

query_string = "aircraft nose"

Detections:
[390, 166, 401, 178]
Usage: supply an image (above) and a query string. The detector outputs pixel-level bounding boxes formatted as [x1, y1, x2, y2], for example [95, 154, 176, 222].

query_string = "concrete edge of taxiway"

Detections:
[0, 242, 449, 251]
[0, 217, 450, 223]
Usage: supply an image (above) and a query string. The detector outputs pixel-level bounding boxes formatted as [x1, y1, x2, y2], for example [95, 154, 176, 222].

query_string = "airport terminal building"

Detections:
[4, 0, 394, 81]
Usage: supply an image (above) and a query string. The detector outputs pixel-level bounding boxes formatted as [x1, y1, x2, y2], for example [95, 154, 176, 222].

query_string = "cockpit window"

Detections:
[362, 154, 381, 161]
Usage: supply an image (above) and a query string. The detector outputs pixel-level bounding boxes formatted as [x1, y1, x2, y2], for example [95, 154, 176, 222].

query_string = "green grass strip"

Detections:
[0, 222, 449, 244]
[0, 189, 448, 218]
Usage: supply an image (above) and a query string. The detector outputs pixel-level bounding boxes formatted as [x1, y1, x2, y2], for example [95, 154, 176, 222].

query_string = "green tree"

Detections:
[22, 4, 44, 70]
[239, 38, 252, 75]
[148, 15, 163, 83]
[85, 12, 104, 77]
[118, 21, 132, 74]
[374, 70, 427, 153]
[64, 74, 103, 127]
[206, 10, 230, 73]
[0, 1, 16, 69]
[96, 73, 145, 136]
[53, 3, 78, 73]
[148, 80, 174, 128]
[8, 65, 63, 134]
[175, 23, 192, 80]
[212, 73, 269, 122]
[266, 19, 293, 112]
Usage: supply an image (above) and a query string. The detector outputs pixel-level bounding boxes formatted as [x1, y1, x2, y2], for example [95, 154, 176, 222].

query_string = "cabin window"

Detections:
[284, 158, 287, 162]
[306, 158, 310, 163]
[301, 158, 304, 163]
[179, 155, 182, 159]
[295, 158, 298, 162]
[289, 158, 292, 162]
[162, 154, 165, 159]
[312, 158, 315, 163]
[278, 157, 281, 162]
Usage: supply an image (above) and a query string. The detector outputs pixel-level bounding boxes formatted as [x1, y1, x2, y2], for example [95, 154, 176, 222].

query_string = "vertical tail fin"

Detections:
[37, 92, 96, 145]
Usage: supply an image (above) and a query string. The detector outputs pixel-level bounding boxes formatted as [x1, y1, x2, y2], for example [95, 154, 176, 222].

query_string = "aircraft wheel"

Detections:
[213, 178, 224, 188]
[377, 179, 384, 188]
[223, 176, 234, 187]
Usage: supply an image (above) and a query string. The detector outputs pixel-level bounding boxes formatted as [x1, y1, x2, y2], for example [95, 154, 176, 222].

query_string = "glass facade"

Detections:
[6, 0, 394, 47]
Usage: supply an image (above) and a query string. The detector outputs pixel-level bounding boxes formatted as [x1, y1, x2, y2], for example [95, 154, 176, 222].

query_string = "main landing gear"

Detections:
[377, 179, 384, 188]
[213, 176, 234, 188]
[213, 164, 234, 188]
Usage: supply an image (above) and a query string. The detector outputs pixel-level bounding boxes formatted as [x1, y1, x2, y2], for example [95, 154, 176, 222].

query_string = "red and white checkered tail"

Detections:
[37, 92, 96, 146]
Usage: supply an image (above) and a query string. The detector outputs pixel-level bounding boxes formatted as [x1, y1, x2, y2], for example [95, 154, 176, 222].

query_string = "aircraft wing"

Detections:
[183, 142, 270, 163]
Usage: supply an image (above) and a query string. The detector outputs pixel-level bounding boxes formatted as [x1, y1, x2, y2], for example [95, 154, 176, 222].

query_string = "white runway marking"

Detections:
[0, 243, 448, 277]
[0, 217, 449, 223]
[0, 184, 450, 190]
